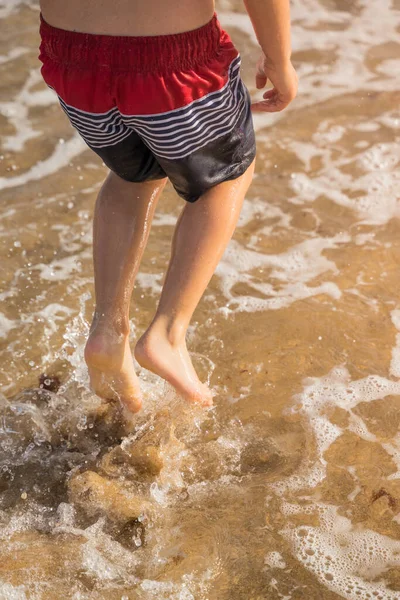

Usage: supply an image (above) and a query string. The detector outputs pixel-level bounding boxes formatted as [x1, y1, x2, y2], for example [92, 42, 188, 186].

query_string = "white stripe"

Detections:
[122, 79, 237, 135]
[121, 60, 241, 127]
[62, 119, 129, 146]
[120, 55, 241, 121]
[56, 55, 247, 158]
[59, 103, 123, 130]
[145, 96, 246, 160]
[64, 116, 126, 140]
[57, 96, 119, 118]
[68, 119, 132, 147]
[56, 55, 241, 125]
[83, 129, 133, 148]
[143, 94, 246, 158]
[138, 87, 243, 149]
[137, 78, 245, 142]
[62, 108, 123, 130]
[131, 89, 238, 142]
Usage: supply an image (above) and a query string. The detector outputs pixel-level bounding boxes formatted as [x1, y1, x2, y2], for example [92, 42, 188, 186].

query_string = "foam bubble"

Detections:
[34, 255, 85, 282]
[0, 583, 28, 600]
[289, 142, 400, 226]
[0, 135, 86, 191]
[0, 47, 28, 65]
[216, 235, 345, 312]
[0, 0, 35, 19]
[0, 312, 16, 338]
[81, 543, 123, 581]
[283, 503, 400, 600]
[264, 551, 287, 569]
[390, 309, 400, 378]
[275, 354, 400, 596]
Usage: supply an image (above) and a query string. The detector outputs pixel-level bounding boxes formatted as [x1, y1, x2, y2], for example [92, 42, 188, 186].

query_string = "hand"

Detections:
[251, 54, 298, 113]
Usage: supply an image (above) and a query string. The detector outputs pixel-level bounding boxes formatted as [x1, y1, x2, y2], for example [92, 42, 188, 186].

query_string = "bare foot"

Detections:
[84, 326, 142, 414]
[134, 323, 213, 407]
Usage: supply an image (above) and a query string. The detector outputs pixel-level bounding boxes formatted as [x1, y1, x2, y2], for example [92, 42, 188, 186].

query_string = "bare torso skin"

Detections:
[40, 0, 215, 35]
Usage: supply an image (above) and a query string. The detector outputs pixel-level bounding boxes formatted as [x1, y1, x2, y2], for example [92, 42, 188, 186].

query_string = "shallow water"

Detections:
[0, 0, 400, 598]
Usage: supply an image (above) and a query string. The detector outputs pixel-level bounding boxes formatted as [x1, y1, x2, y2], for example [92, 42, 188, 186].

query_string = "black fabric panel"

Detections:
[155, 90, 256, 202]
[88, 130, 166, 182]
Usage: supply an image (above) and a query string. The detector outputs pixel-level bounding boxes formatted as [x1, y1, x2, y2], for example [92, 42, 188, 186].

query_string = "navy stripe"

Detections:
[122, 75, 239, 134]
[82, 129, 133, 148]
[63, 114, 126, 139]
[130, 78, 244, 143]
[59, 100, 121, 128]
[121, 55, 241, 123]
[56, 55, 247, 158]
[145, 95, 246, 159]
[59, 107, 131, 147]
[142, 93, 246, 157]
[137, 86, 244, 151]
[121, 62, 241, 131]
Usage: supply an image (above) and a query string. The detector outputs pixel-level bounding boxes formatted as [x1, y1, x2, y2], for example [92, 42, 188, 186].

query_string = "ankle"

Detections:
[90, 309, 130, 338]
[147, 315, 188, 347]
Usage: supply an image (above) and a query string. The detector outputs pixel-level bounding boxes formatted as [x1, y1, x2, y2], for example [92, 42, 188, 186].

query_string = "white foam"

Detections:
[152, 212, 177, 227]
[0, 47, 28, 65]
[33, 255, 86, 282]
[0, 0, 35, 19]
[313, 123, 346, 145]
[0, 135, 86, 191]
[0, 70, 55, 153]
[58, 293, 91, 384]
[264, 551, 287, 569]
[0, 583, 28, 600]
[390, 309, 400, 378]
[353, 122, 381, 133]
[81, 543, 123, 581]
[37, 303, 75, 335]
[358, 143, 399, 172]
[216, 234, 346, 312]
[289, 141, 400, 226]
[274, 360, 400, 597]
[135, 272, 163, 296]
[378, 113, 400, 129]
[140, 580, 196, 600]
[283, 503, 400, 600]
[0, 312, 16, 338]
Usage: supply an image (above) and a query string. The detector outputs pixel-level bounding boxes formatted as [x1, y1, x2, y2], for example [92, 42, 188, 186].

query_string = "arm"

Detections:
[244, 0, 298, 112]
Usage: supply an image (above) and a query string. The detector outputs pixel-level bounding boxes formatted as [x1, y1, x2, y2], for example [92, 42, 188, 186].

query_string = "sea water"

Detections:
[0, 0, 400, 598]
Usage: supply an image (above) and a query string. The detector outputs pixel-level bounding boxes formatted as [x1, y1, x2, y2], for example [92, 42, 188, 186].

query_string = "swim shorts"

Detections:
[38, 15, 256, 202]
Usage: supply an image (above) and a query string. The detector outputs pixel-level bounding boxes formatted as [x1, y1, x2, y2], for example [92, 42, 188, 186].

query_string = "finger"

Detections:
[262, 88, 277, 100]
[255, 72, 267, 89]
[251, 99, 290, 113]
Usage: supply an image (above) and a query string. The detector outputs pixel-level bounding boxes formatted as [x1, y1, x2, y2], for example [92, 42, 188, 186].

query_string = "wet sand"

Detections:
[0, 0, 400, 598]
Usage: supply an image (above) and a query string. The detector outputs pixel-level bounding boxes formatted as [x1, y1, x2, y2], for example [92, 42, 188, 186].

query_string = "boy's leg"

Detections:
[135, 160, 255, 406]
[84, 171, 167, 413]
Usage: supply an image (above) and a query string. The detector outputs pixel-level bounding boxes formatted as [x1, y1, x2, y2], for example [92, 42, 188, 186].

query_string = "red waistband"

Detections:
[39, 13, 225, 74]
